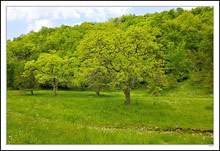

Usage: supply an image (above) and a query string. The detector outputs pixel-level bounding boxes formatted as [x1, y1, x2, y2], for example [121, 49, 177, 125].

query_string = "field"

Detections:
[7, 81, 213, 144]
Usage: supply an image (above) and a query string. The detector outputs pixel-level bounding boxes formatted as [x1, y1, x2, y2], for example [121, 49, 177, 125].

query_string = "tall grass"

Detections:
[7, 81, 213, 144]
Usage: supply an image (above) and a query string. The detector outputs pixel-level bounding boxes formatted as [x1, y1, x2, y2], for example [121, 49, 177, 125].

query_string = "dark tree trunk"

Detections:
[124, 88, 130, 104]
[53, 85, 56, 95]
[31, 90, 33, 95]
[53, 78, 56, 95]
[96, 91, 100, 96]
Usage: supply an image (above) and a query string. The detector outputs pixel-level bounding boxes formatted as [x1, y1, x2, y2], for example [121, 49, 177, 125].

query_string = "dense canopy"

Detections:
[7, 7, 213, 104]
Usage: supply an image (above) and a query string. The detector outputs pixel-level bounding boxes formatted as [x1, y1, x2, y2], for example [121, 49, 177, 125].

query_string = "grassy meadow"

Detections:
[7, 81, 213, 144]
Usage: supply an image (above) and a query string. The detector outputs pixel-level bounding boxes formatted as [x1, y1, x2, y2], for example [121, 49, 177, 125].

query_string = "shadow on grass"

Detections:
[13, 90, 122, 98]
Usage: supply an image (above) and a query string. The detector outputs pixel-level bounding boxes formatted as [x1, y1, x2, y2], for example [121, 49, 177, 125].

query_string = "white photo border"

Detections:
[1, 1, 219, 150]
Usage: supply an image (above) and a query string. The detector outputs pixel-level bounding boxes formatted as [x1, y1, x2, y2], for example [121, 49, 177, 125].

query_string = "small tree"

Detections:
[34, 52, 66, 95]
[22, 60, 39, 95]
[75, 65, 112, 96]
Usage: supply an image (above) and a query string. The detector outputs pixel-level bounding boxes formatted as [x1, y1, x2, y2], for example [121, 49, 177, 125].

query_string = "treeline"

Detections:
[7, 7, 213, 104]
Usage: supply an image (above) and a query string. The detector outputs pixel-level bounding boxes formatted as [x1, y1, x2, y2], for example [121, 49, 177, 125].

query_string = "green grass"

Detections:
[7, 81, 213, 144]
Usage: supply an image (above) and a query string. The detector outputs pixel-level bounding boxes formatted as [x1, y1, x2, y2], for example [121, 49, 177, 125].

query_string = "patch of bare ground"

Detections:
[90, 126, 213, 135]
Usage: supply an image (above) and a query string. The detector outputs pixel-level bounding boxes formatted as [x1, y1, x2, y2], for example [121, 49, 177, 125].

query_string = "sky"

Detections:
[7, 7, 195, 40]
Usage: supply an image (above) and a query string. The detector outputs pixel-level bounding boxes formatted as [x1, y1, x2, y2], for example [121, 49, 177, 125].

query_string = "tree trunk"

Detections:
[53, 78, 56, 95]
[124, 88, 130, 104]
[31, 90, 33, 95]
[96, 91, 100, 96]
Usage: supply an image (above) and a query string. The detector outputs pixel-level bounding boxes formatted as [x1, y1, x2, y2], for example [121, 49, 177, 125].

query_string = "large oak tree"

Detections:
[77, 26, 166, 104]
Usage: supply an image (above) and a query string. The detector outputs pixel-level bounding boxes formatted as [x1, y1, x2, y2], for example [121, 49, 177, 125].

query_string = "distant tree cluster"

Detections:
[7, 7, 213, 104]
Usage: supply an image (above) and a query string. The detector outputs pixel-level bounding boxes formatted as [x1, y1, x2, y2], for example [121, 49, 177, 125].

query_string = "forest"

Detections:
[7, 7, 214, 144]
[7, 7, 213, 101]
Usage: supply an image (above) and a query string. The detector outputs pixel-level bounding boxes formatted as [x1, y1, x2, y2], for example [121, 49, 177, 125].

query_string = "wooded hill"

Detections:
[7, 7, 213, 104]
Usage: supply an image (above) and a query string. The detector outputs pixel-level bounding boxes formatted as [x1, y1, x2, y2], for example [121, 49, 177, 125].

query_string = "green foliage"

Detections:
[13, 60, 26, 89]
[77, 25, 166, 102]
[21, 60, 39, 94]
[165, 42, 191, 81]
[7, 7, 213, 94]
[187, 8, 213, 91]
[28, 53, 74, 94]
[34, 53, 63, 85]
[75, 66, 112, 95]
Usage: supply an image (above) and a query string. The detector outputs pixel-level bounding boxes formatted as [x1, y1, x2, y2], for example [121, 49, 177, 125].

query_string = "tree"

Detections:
[75, 64, 112, 96]
[22, 60, 39, 95]
[188, 10, 213, 91]
[77, 26, 165, 104]
[6, 7, 213, 94]
[165, 42, 191, 81]
[34, 52, 66, 95]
